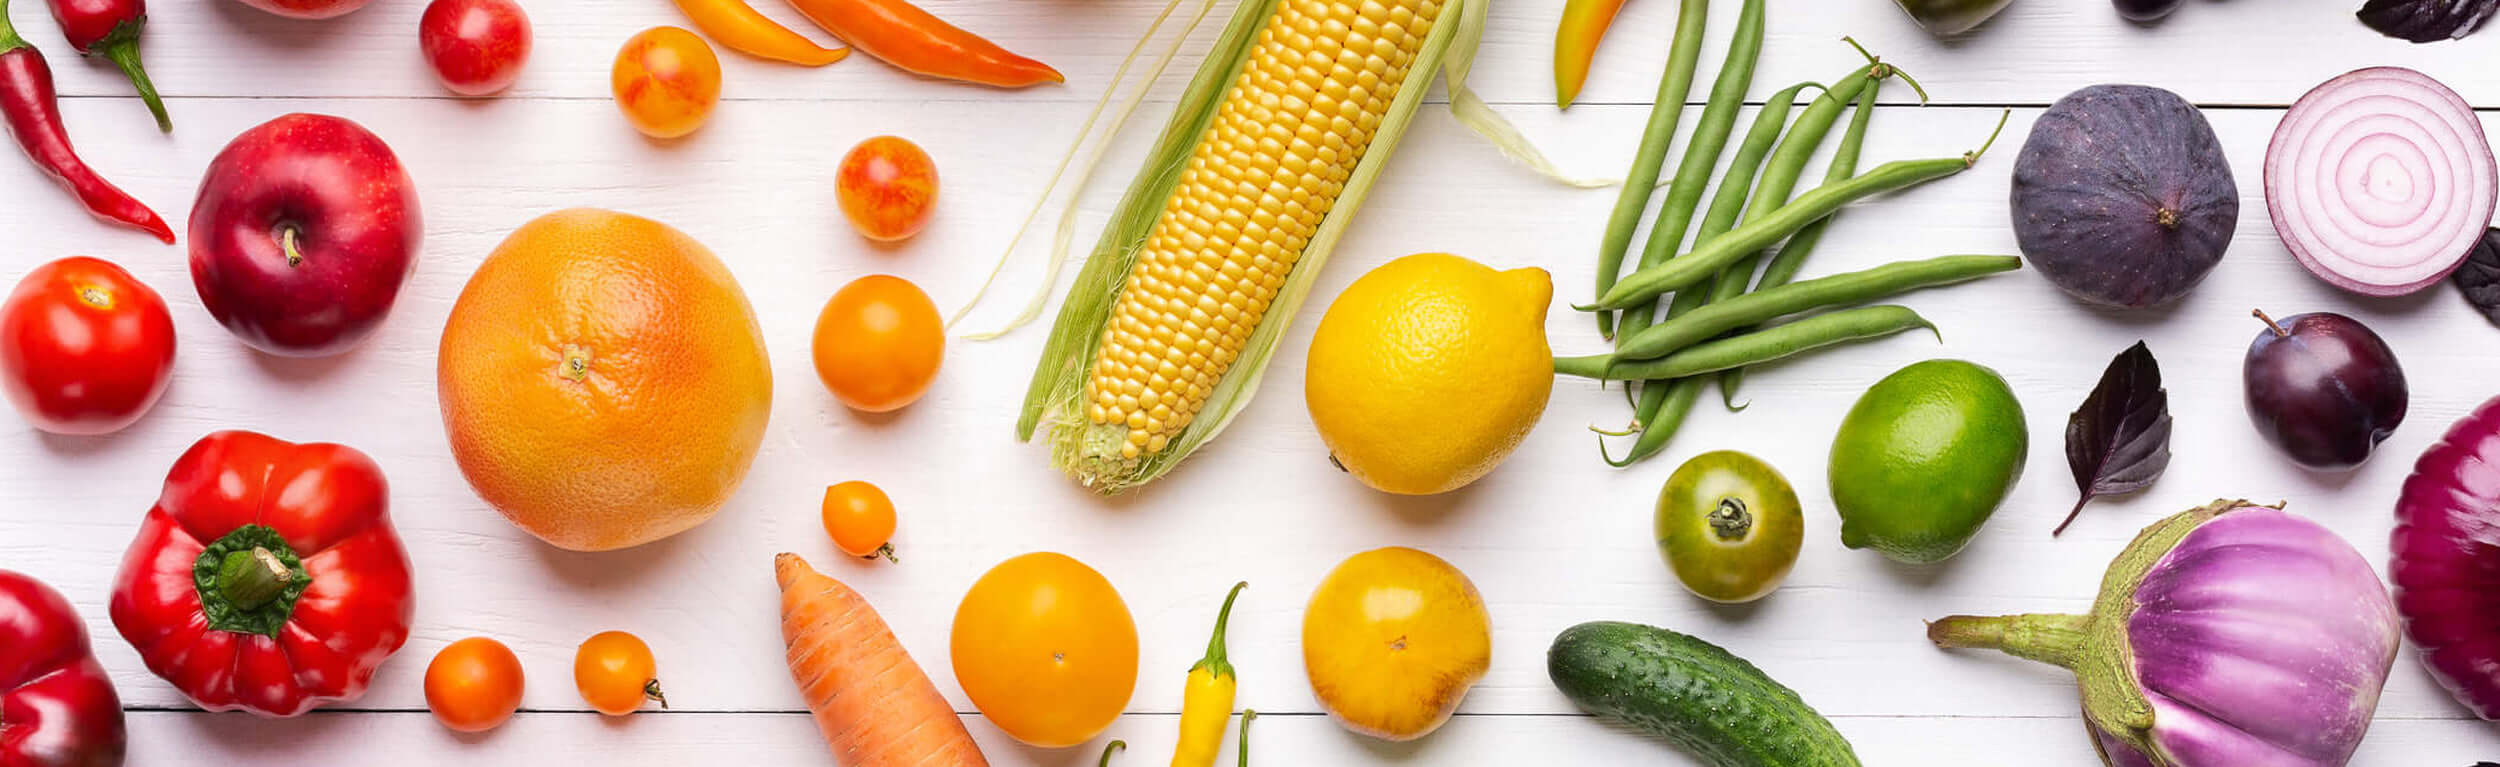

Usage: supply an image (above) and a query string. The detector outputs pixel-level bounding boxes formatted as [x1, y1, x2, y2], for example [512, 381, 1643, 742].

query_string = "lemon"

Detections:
[1305, 253, 1553, 495]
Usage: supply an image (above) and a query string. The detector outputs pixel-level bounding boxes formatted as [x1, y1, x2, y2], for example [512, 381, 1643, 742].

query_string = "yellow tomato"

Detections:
[424, 637, 525, 733]
[574, 630, 665, 716]
[1302, 547, 1490, 741]
[611, 26, 720, 139]
[819, 480, 896, 561]
[950, 552, 1138, 748]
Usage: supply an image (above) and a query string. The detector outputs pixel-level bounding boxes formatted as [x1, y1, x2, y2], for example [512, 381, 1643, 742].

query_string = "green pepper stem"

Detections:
[0, 0, 26, 52]
[101, 38, 170, 133]
[1927, 613, 2090, 670]
[1191, 582, 1249, 679]
[1095, 739, 1125, 767]
[216, 546, 296, 612]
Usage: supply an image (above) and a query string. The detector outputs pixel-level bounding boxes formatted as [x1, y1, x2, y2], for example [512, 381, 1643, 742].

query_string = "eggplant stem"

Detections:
[1927, 613, 2090, 670]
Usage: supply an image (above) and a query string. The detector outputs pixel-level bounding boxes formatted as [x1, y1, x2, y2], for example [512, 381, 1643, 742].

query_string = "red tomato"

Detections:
[611, 27, 721, 139]
[836, 136, 939, 242]
[419, 0, 533, 97]
[0, 257, 174, 435]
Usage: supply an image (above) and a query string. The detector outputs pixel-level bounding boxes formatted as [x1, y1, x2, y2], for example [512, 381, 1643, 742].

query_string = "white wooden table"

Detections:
[5, 0, 2499, 763]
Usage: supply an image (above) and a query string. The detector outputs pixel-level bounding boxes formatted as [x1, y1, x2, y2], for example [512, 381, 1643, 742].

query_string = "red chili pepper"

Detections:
[0, 0, 171, 243]
[44, 0, 167, 131]
[1, 569, 127, 767]
[109, 431, 416, 717]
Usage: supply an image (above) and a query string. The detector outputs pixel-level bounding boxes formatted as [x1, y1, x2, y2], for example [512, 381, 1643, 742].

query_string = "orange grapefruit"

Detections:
[438, 208, 772, 551]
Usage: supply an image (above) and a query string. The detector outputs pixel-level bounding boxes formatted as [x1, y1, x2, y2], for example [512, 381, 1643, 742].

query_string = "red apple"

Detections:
[420, 0, 531, 97]
[236, 0, 372, 19]
[189, 114, 420, 357]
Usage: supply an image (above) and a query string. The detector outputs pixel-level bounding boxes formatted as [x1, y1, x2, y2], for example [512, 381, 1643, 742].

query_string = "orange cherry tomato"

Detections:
[611, 26, 720, 139]
[950, 552, 1138, 748]
[424, 637, 526, 732]
[811, 275, 942, 413]
[574, 630, 666, 716]
[835, 136, 939, 242]
[820, 480, 897, 561]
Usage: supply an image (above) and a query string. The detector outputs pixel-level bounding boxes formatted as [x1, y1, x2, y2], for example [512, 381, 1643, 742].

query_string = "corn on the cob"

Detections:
[1015, 0, 1463, 492]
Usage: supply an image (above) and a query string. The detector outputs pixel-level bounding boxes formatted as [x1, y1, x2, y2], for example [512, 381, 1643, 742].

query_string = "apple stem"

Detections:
[278, 225, 303, 267]
[2252, 309, 2290, 338]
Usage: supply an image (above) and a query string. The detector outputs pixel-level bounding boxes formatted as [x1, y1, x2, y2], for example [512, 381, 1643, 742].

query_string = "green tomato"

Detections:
[1655, 450, 1803, 603]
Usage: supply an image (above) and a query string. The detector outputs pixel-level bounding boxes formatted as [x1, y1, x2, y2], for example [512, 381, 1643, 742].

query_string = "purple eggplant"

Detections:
[1931, 500, 2399, 767]
[2392, 394, 2500, 718]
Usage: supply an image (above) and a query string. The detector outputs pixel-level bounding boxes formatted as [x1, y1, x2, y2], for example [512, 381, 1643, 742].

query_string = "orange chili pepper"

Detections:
[674, 0, 849, 66]
[783, 0, 1059, 88]
[1553, 0, 1630, 108]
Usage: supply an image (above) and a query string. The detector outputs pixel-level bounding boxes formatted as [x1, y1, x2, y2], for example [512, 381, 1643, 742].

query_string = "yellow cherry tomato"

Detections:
[425, 637, 525, 733]
[820, 480, 897, 561]
[611, 26, 720, 139]
[574, 630, 666, 716]
[950, 552, 1138, 748]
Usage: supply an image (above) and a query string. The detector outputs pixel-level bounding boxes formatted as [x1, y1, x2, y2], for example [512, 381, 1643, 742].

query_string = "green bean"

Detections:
[1604, 377, 1705, 467]
[1623, 75, 1851, 340]
[1591, 0, 1717, 340]
[1560, 306, 1940, 381]
[1588, 110, 2011, 310]
[1707, 72, 1886, 308]
[1602, 0, 1767, 340]
[1597, 254, 2019, 362]
[1721, 80, 1882, 406]
[1601, 79, 1827, 467]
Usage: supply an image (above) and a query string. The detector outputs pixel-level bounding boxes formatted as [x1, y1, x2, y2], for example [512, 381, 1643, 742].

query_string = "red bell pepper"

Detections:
[109, 430, 415, 718]
[1, 569, 125, 767]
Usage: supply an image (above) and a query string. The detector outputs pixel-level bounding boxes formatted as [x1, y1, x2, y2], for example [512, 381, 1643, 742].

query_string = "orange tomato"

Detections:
[950, 552, 1138, 748]
[574, 631, 666, 716]
[611, 27, 720, 139]
[820, 480, 897, 561]
[835, 136, 939, 242]
[810, 275, 942, 412]
[424, 637, 526, 732]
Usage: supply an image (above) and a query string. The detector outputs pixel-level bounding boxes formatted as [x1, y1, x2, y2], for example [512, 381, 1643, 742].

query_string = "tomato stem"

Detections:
[644, 679, 669, 709]
[1706, 497, 1753, 541]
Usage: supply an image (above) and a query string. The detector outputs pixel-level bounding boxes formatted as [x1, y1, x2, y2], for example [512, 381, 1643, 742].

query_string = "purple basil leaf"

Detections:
[2358, 0, 2500, 42]
[2455, 229, 2500, 327]
[2059, 341, 2172, 536]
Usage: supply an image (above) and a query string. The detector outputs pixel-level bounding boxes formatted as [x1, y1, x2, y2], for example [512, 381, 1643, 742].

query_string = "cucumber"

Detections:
[1548, 621, 1859, 767]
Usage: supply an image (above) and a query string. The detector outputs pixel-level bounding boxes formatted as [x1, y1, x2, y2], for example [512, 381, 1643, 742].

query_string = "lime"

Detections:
[1827, 359, 2028, 564]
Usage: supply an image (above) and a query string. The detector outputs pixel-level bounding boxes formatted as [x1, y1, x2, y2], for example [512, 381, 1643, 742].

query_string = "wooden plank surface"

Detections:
[3, 0, 2498, 763]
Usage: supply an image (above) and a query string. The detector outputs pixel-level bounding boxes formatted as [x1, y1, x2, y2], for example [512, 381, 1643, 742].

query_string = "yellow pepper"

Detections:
[672, 0, 850, 66]
[1171, 582, 1247, 767]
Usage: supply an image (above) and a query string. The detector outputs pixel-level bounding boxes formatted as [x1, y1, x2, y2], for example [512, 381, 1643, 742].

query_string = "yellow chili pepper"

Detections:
[672, 0, 850, 66]
[1171, 582, 1247, 767]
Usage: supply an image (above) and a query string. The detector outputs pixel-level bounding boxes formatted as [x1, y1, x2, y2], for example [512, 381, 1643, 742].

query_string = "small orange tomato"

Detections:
[836, 136, 939, 242]
[574, 631, 666, 716]
[950, 552, 1139, 748]
[611, 26, 720, 139]
[811, 275, 942, 412]
[424, 637, 526, 732]
[821, 481, 897, 561]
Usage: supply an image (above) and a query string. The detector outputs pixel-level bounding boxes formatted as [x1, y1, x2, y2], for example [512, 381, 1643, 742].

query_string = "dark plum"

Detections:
[2012, 85, 2238, 308]
[2114, 0, 2184, 21]
[2243, 310, 2408, 471]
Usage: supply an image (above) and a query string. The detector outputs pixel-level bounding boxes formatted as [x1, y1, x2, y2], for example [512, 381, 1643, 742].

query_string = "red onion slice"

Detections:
[2265, 66, 2497, 296]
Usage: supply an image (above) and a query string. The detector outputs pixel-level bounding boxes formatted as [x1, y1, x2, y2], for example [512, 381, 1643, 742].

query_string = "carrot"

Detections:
[776, 553, 990, 766]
